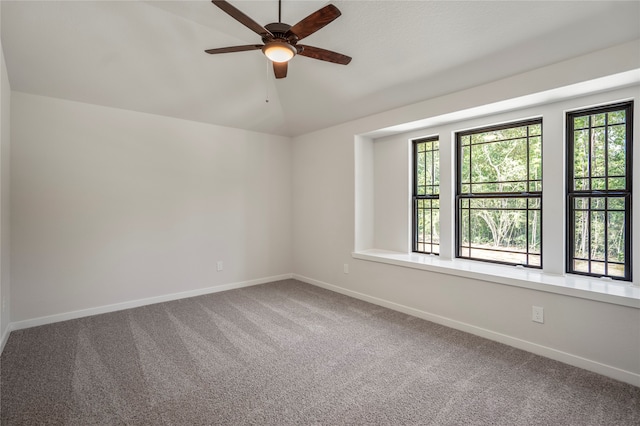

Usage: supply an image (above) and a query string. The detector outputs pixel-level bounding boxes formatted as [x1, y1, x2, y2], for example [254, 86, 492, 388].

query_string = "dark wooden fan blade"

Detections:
[288, 4, 341, 41]
[298, 45, 351, 65]
[212, 0, 273, 37]
[273, 61, 288, 79]
[205, 44, 263, 54]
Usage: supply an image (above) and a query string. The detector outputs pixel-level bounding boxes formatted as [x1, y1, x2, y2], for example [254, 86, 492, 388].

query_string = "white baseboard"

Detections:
[293, 273, 640, 388]
[4, 272, 638, 387]
[8, 274, 293, 333]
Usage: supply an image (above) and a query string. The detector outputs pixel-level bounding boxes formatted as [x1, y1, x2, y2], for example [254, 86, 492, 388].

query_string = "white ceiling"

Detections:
[2, 1, 639, 136]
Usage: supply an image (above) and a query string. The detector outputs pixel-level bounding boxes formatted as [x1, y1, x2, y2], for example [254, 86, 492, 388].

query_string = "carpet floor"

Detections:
[1, 279, 639, 425]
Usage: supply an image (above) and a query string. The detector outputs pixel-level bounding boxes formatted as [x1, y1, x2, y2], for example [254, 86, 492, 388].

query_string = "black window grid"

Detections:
[413, 137, 439, 254]
[566, 101, 633, 281]
[455, 119, 543, 268]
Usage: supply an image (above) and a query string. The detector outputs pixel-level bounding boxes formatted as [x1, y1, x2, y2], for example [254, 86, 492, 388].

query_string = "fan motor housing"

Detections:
[264, 22, 295, 42]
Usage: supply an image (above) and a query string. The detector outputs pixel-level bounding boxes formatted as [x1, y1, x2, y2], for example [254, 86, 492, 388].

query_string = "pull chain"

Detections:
[265, 58, 270, 103]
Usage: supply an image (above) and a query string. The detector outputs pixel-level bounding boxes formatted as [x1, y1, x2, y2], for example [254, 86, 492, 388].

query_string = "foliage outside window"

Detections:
[456, 119, 542, 267]
[567, 101, 633, 281]
[413, 137, 439, 254]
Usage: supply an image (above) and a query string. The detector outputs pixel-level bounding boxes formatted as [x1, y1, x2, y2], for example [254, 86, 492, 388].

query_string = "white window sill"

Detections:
[352, 249, 640, 308]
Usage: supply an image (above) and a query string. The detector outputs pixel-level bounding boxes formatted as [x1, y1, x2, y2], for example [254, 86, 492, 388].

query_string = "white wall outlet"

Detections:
[532, 306, 544, 323]
[343, 263, 349, 274]
[1, 297, 5, 311]
[216, 261, 223, 272]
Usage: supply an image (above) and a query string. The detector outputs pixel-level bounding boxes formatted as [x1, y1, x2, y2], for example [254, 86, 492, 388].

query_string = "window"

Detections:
[413, 137, 439, 254]
[359, 85, 639, 304]
[567, 101, 633, 281]
[456, 119, 542, 267]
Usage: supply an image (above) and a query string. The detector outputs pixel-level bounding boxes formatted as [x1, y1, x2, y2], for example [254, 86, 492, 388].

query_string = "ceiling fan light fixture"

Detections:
[207, 1, 351, 78]
[262, 42, 296, 63]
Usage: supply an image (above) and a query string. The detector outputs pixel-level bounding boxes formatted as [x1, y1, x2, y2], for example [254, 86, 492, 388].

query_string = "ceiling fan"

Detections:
[205, 0, 352, 79]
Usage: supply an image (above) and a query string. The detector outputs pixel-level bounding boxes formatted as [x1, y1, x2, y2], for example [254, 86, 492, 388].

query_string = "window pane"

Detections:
[528, 209, 541, 254]
[591, 261, 606, 275]
[607, 124, 626, 184]
[608, 197, 625, 211]
[592, 113, 606, 126]
[425, 157, 433, 189]
[529, 180, 542, 192]
[529, 136, 542, 188]
[607, 210, 625, 263]
[470, 249, 527, 265]
[592, 128, 606, 178]
[608, 111, 626, 125]
[468, 202, 528, 249]
[461, 146, 470, 184]
[608, 177, 625, 190]
[415, 198, 439, 254]
[567, 102, 632, 281]
[463, 123, 539, 194]
[528, 255, 541, 267]
[574, 209, 587, 260]
[608, 264, 625, 278]
[458, 196, 540, 266]
[417, 152, 426, 194]
[574, 116, 589, 130]
[456, 119, 542, 268]
[413, 137, 439, 254]
[472, 182, 527, 193]
[573, 130, 589, 180]
[573, 259, 589, 273]
[591, 178, 606, 190]
[590, 197, 605, 210]
[471, 139, 528, 189]
[470, 197, 527, 209]
[590, 210, 605, 261]
[574, 197, 588, 210]
[432, 201, 440, 245]
[574, 177, 588, 191]
[460, 204, 470, 246]
[529, 123, 541, 136]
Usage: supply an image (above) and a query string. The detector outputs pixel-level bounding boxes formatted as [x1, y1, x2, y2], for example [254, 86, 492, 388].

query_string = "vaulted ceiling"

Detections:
[2, 1, 639, 136]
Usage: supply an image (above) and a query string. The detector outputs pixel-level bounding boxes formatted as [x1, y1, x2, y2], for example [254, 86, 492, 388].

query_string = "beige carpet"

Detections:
[2, 279, 639, 425]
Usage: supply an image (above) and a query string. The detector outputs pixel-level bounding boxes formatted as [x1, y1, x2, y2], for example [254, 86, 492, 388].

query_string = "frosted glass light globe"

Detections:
[263, 42, 295, 63]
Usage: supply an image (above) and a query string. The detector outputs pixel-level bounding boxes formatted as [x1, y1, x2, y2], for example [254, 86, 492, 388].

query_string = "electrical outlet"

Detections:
[1, 297, 5, 311]
[343, 263, 349, 274]
[532, 306, 544, 323]
[217, 261, 223, 272]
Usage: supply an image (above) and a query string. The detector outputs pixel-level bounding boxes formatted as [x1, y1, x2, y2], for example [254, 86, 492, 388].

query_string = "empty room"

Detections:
[1, 0, 639, 424]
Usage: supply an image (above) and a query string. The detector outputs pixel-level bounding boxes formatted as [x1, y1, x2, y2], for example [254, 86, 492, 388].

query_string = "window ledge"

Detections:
[352, 249, 640, 308]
